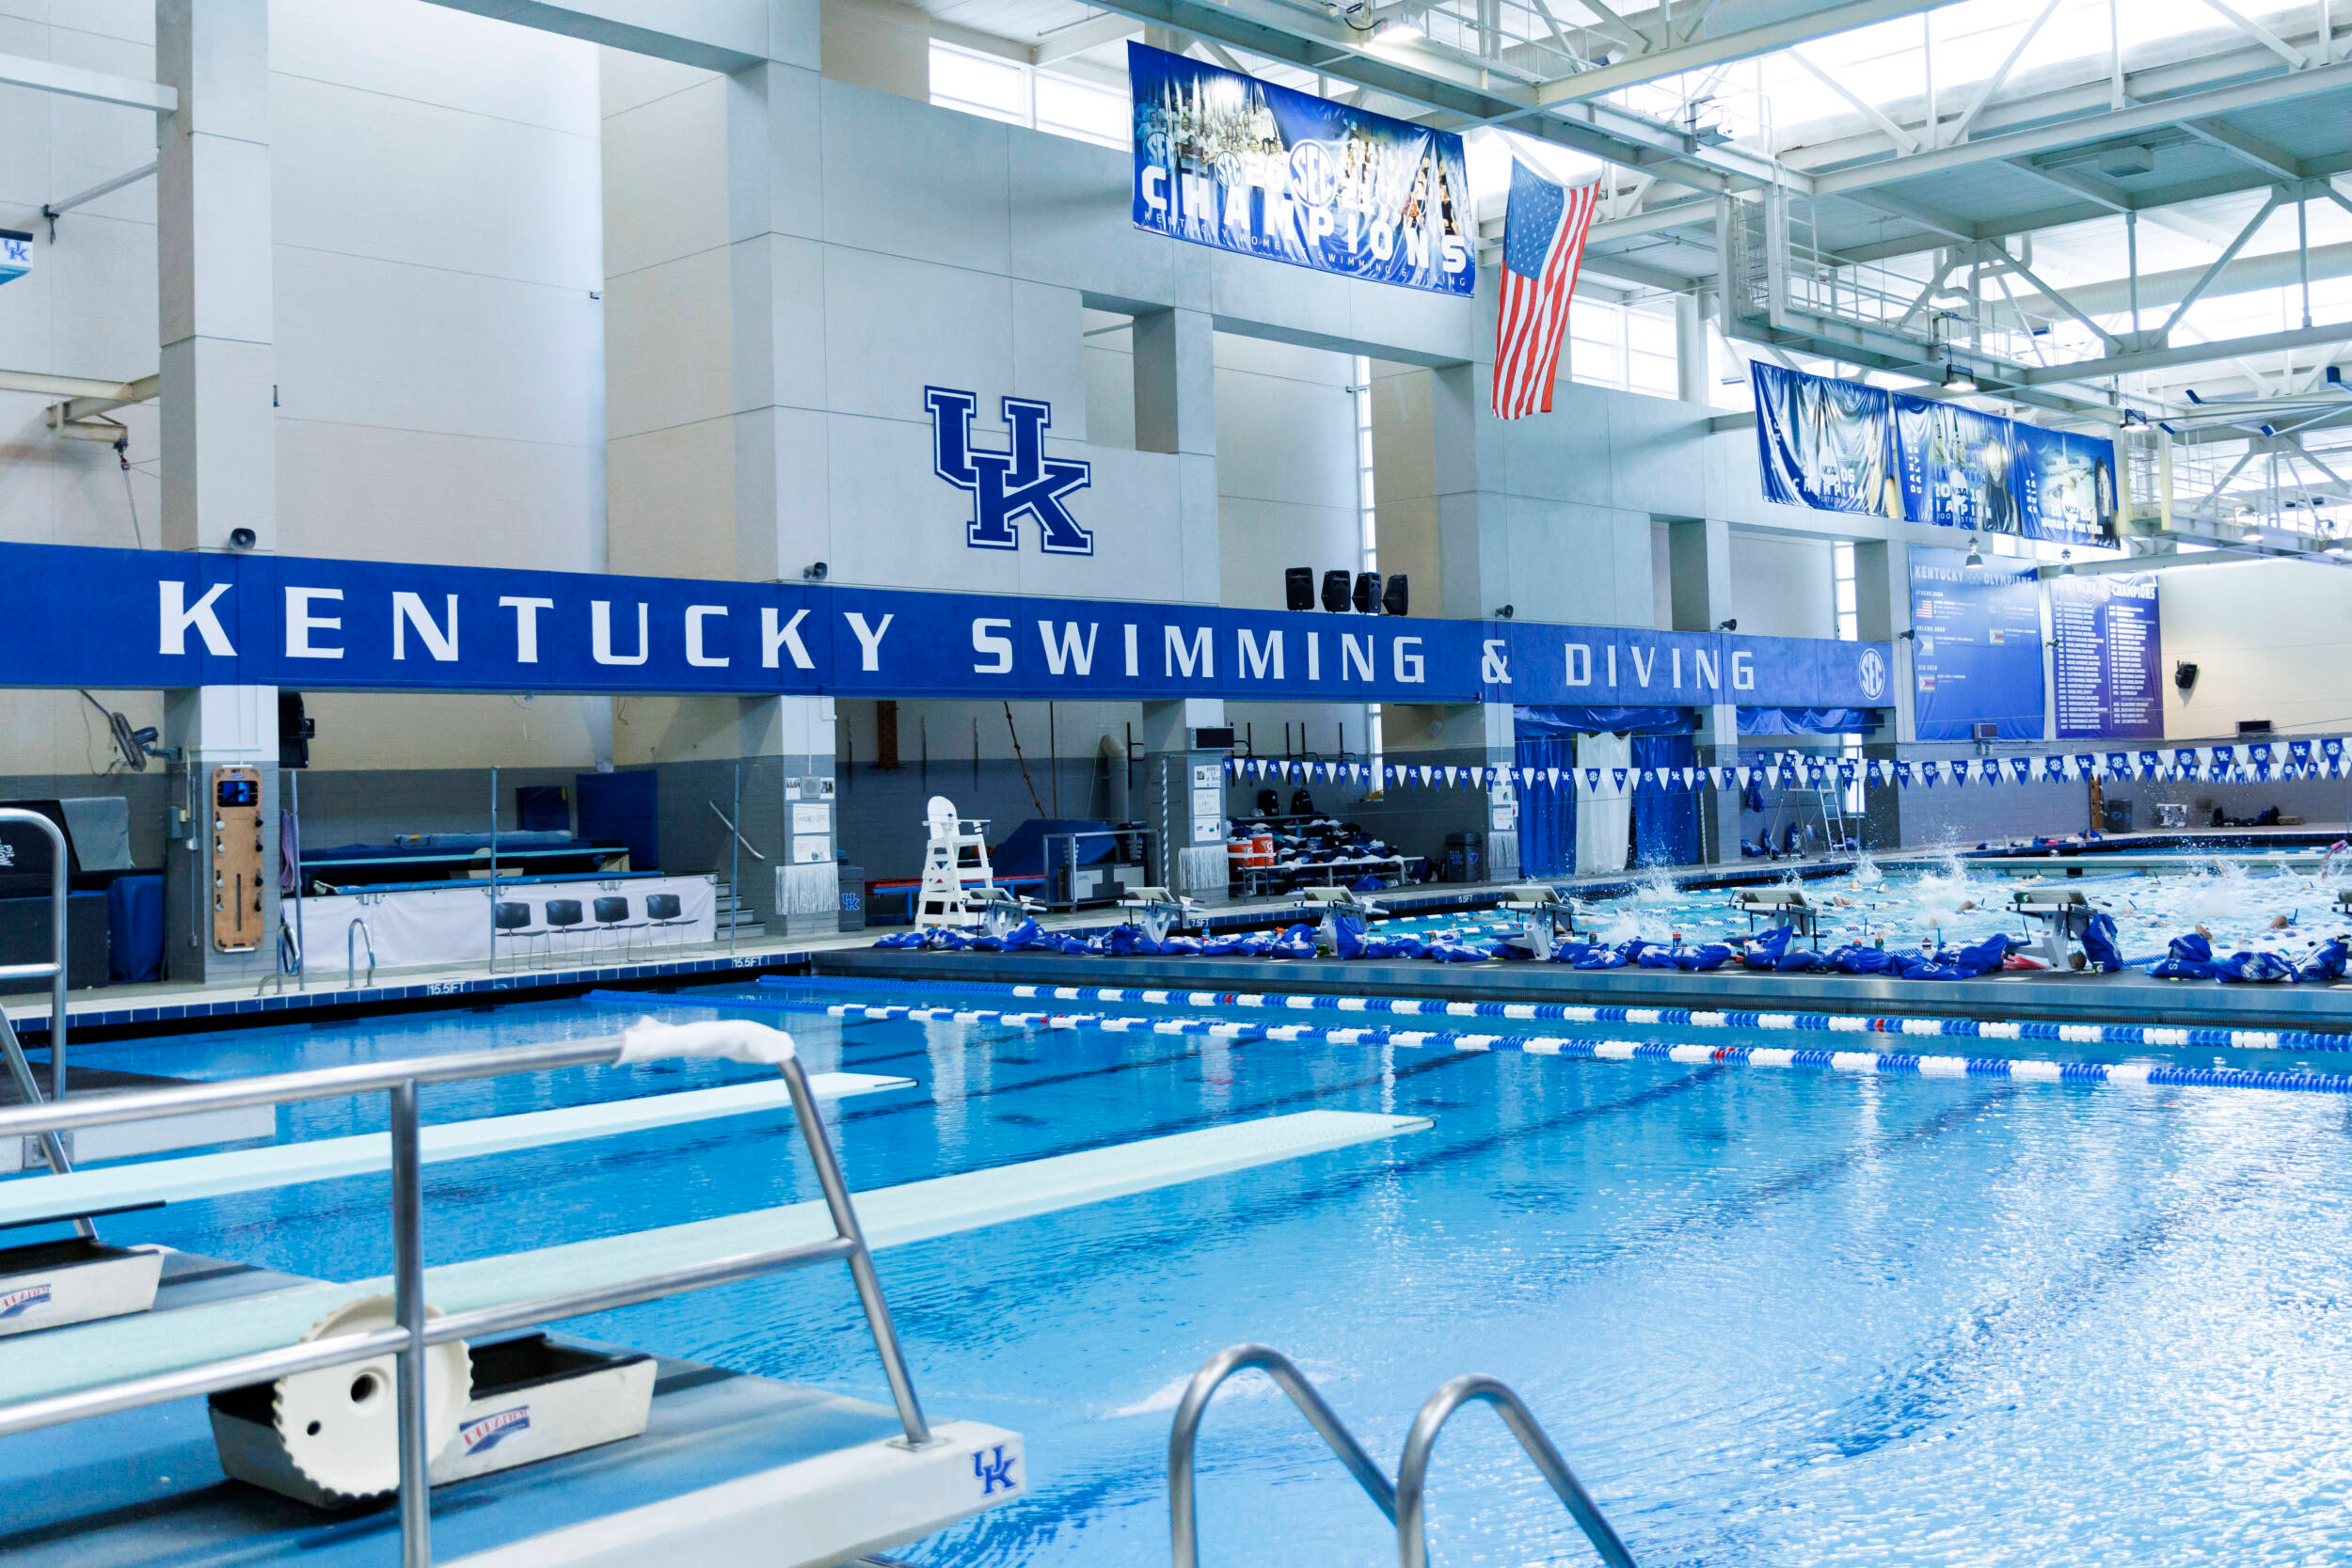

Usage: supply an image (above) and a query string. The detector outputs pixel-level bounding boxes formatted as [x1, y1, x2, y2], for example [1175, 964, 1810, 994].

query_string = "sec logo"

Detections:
[1856, 646, 1887, 701]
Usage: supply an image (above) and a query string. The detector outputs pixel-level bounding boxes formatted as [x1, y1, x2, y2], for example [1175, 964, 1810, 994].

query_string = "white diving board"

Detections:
[0, 1072, 914, 1232]
[0, 1109, 1428, 1408]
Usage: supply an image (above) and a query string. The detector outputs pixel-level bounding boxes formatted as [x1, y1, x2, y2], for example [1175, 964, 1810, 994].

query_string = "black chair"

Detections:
[493, 899, 547, 966]
[643, 891, 690, 952]
[592, 894, 642, 961]
[543, 899, 585, 965]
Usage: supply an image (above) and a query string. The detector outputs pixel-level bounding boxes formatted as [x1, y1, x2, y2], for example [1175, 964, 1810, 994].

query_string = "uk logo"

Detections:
[460, 1406, 531, 1454]
[0, 1283, 51, 1318]
[925, 387, 1092, 556]
[973, 1443, 1019, 1496]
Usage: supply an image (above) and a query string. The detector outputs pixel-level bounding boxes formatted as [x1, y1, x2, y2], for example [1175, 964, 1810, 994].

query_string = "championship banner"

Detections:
[2012, 422, 2120, 546]
[1128, 43, 1473, 297]
[1752, 362, 1896, 516]
[1895, 394, 2021, 533]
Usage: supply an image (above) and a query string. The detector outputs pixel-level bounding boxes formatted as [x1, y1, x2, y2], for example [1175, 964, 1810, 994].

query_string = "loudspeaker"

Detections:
[2174, 661, 2199, 692]
[1284, 567, 1314, 611]
[1321, 570, 1352, 612]
[278, 690, 315, 770]
[1353, 571, 1381, 614]
[1381, 575, 1408, 616]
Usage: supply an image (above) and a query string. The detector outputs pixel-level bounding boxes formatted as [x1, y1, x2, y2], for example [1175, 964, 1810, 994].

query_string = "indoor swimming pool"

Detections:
[36, 980, 2352, 1565]
[1371, 851, 2352, 969]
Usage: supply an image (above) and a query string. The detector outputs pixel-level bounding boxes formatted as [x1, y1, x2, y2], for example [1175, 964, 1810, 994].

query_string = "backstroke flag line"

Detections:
[1492, 158, 1599, 420]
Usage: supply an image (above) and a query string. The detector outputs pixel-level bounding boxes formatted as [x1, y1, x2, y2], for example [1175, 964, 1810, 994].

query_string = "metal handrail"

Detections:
[0, 1036, 937, 1568]
[1395, 1374, 1638, 1568]
[1168, 1343, 1397, 1568]
[347, 915, 375, 988]
[0, 807, 88, 1239]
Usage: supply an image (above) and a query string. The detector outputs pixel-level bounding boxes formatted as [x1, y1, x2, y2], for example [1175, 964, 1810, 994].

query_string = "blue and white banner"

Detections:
[0, 542, 1890, 709]
[1752, 363, 1896, 516]
[1128, 43, 1473, 296]
[1758, 365, 2113, 546]
[2052, 571, 2161, 738]
[1909, 546, 2046, 741]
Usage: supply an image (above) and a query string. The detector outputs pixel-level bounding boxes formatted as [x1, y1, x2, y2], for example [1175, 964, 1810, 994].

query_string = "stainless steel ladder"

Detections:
[1168, 1343, 1637, 1567]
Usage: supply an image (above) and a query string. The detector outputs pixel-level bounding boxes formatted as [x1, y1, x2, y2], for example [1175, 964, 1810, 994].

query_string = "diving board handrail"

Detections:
[0, 1036, 937, 1568]
[1396, 1374, 1637, 1568]
[1168, 1342, 1398, 1568]
[0, 807, 87, 1241]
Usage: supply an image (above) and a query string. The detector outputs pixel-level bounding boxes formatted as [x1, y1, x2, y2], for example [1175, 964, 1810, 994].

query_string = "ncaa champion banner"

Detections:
[1128, 42, 1473, 296]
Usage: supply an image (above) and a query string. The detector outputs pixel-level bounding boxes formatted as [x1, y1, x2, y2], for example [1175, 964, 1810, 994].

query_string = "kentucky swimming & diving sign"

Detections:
[0, 542, 1889, 708]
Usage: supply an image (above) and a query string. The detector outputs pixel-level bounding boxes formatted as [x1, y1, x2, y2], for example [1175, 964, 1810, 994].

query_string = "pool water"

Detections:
[46, 987, 2352, 1566]
[1380, 853, 2352, 966]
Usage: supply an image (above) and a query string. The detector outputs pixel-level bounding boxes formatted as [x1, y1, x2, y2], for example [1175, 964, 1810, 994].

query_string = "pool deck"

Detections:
[809, 947, 2352, 1033]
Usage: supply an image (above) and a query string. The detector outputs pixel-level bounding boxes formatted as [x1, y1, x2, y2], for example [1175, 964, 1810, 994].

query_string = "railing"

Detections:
[1168, 1342, 1636, 1567]
[0, 808, 87, 1238]
[347, 915, 377, 989]
[0, 1032, 937, 1568]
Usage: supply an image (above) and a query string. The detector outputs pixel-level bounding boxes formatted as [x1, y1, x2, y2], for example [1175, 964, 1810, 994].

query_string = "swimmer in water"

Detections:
[2270, 911, 2296, 930]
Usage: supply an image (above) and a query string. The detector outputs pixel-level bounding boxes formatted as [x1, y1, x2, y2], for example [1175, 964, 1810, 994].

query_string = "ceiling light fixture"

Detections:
[1374, 18, 1421, 42]
[1943, 362, 1978, 393]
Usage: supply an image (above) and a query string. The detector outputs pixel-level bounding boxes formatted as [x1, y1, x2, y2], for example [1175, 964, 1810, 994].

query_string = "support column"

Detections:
[162, 685, 278, 985]
[1675, 291, 1710, 406]
[1141, 698, 1228, 896]
[1132, 307, 1220, 604]
[157, 0, 274, 553]
[1667, 518, 1740, 863]
[1479, 702, 1518, 880]
[1430, 361, 1509, 621]
[1853, 540, 1912, 849]
[724, 14, 838, 940]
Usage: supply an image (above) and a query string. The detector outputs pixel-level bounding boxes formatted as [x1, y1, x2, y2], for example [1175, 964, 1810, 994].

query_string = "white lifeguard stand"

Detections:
[914, 796, 1000, 930]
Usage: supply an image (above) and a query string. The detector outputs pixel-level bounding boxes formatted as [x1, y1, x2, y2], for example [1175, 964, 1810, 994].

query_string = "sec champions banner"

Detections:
[1128, 42, 1473, 296]
[1752, 361, 1897, 516]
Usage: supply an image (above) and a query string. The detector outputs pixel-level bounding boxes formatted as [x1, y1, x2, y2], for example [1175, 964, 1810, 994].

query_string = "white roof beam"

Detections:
[2181, 118, 2307, 182]
[0, 51, 173, 113]
[1523, 0, 1967, 107]
[2193, 0, 2311, 69]
[418, 0, 775, 71]
[1033, 12, 1147, 65]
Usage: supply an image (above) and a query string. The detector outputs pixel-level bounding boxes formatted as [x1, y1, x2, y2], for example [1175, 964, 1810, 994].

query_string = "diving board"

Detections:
[0, 1110, 1427, 1409]
[0, 1071, 913, 1232]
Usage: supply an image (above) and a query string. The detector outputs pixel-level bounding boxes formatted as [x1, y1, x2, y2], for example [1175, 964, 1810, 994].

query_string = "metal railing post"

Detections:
[390, 1080, 432, 1567]
[1168, 1343, 1395, 1568]
[1394, 1375, 1636, 1568]
[348, 917, 376, 989]
[776, 1053, 930, 1449]
[486, 766, 499, 977]
[0, 809, 91, 1239]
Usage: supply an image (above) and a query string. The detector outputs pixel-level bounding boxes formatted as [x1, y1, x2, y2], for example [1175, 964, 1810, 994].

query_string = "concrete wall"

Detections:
[2157, 560, 2352, 739]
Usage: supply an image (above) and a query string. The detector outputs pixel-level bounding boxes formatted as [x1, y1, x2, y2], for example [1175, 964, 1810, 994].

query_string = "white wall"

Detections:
[2158, 559, 2352, 737]
[0, 0, 607, 774]
[1728, 532, 1835, 639]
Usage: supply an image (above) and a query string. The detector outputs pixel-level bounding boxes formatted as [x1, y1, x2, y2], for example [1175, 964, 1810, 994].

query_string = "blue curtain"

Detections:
[1738, 706, 1872, 735]
[1517, 705, 1694, 737]
[1515, 735, 1577, 878]
[1630, 733, 1701, 867]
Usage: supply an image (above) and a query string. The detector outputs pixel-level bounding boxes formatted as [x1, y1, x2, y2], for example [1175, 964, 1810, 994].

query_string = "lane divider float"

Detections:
[755, 974, 2345, 1054]
[710, 992, 2352, 1099]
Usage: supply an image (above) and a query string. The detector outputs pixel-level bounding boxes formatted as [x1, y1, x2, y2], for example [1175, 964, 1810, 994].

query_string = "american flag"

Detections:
[1491, 159, 1600, 420]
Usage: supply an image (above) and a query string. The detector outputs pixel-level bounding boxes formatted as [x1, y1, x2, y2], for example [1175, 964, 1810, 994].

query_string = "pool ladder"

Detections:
[1168, 1343, 1638, 1567]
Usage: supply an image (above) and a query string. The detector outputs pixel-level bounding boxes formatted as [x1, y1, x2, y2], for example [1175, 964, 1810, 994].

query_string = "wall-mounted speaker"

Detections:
[2174, 661, 2199, 692]
[1321, 570, 1352, 612]
[1382, 575, 1409, 616]
[1284, 567, 1314, 611]
[1353, 571, 1382, 614]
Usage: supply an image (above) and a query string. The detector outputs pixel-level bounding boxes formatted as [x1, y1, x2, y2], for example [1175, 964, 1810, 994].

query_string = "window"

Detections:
[1567, 298, 1678, 399]
[930, 41, 1129, 150]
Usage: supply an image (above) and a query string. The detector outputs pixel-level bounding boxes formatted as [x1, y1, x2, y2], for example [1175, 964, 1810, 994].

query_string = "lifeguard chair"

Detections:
[914, 796, 1029, 931]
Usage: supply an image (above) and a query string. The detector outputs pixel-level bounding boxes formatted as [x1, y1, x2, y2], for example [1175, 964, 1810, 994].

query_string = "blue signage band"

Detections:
[3, 542, 1890, 708]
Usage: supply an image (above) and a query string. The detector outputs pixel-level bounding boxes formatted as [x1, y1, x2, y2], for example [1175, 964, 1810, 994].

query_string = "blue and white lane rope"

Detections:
[756, 974, 2345, 1054]
[737, 995, 2352, 1098]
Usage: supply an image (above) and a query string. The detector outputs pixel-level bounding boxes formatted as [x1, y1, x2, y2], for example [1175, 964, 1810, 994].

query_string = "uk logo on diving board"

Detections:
[925, 387, 1093, 556]
[974, 1442, 1020, 1495]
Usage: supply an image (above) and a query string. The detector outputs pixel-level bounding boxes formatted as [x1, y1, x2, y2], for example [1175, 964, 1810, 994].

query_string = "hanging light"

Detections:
[1965, 536, 1983, 567]
[1943, 361, 1978, 393]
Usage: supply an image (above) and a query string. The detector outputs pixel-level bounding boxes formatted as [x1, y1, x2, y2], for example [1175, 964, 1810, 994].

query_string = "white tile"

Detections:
[819, 247, 1010, 420]
[599, 44, 717, 119]
[607, 415, 736, 579]
[820, 79, 1008, 273]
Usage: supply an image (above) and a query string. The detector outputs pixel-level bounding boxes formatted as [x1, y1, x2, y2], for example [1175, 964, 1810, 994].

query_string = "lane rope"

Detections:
[753, 974, 2347, 1054]
[605, 990, 2352, 1098]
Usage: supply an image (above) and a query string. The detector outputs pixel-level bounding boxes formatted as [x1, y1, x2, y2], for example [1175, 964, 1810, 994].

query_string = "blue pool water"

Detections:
[49, 987, 2352, 1565]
